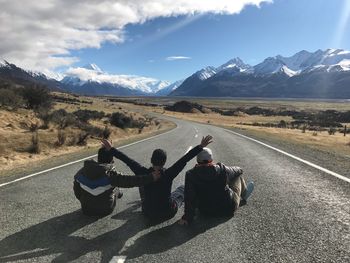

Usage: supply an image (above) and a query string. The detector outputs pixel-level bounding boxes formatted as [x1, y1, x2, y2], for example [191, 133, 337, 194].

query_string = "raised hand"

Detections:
[101, 139, 113, 151]
[200, 135, 213, 148]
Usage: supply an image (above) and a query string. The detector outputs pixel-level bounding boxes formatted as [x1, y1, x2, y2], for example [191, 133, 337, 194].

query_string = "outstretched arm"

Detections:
[167, 135, 213, 180]
[108, 169, 161, 188]
[101, 139, 148, 174]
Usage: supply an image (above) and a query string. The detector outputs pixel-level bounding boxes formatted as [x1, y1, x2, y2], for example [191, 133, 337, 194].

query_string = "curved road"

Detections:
[0, 116, 349, 262]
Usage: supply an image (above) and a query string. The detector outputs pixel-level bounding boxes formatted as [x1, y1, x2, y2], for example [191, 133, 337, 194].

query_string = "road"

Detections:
[0, 116, 349, 263]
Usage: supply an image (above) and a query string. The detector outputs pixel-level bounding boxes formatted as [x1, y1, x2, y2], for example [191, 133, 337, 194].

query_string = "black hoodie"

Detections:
[110, 145, 203, 218]
[73, 159, 154, 216]
[182, 163, 243, 223]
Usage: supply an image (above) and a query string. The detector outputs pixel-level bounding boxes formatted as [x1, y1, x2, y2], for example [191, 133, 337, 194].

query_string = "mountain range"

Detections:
[1, 48, 350, 98]
[171, 49, 350, 98]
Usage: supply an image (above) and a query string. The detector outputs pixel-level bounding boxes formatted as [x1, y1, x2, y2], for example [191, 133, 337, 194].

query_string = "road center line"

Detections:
[224, 128, 350, 184]
[0, 127, 177, 188]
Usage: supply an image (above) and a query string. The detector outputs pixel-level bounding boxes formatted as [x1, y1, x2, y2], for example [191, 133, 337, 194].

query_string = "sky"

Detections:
[1, 0, 350, 82]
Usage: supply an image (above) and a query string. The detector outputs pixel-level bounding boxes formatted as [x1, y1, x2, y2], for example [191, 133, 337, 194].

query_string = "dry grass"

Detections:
[146, 107, 350, 157]
[0, 93, 173, 175]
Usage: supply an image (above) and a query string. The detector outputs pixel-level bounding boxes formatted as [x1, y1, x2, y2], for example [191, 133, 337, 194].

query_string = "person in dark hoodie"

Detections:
[73, 147, 160, 216]
[178, 147, 254, 225]
[100, 135, 213, 221]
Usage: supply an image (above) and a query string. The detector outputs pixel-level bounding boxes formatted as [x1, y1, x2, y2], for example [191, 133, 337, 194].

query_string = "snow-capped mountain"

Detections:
[171, 48, 350, 98]
[216, 57, 252, 72]
[62, 64, 170, 95]
[156, 79, 185, 96]
[254, 48, 350, 76]
[196, 66, 217, 80]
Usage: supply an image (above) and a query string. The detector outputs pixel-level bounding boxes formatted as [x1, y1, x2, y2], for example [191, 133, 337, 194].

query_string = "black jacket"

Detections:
[182, 163, 243, 223]
[74, 159, 154, 216]
[110, 145, 203, 217]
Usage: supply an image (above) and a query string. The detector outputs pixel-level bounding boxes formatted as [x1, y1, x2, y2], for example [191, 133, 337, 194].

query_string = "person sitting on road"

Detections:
[73, 147, 161, 216]
[100, 135, 213, 221]
[178, 147, 254, 225]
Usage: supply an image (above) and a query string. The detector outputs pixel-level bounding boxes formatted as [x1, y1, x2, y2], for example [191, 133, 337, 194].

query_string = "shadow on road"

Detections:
[121, 215, 231, 260]
[0, 203, 231, 262]
[0, 203, 148, 262]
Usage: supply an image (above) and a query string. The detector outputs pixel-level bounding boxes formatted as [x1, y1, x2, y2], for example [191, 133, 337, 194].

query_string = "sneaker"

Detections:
[240, 181, 254, 206]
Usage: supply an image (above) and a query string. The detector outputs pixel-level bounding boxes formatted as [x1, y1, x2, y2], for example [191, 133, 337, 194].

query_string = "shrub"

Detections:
[110, 112, 144, 129]
[55, 129, 66, 147]
[102, 126, 112, 139]
[21, 84, 52, 110]
[29, 122, 39, 132]
[73, 109, 105, 123]
[49, 109, 77, 129]
[328, 127, 336, 135]
[76, 133, 89, 146]
[0, 88, 24, 109]
[28, 131, 41, 154]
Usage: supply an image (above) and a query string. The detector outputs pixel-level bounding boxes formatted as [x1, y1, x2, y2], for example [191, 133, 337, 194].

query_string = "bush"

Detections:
[102, 126, 112, 139]
[21, 84, 52, 110]
[28, 131, 41, 154]
[73, 109, 105, 123]
[328, 127, 336, 135]
[110, 112, 144, 129]
[0, 88, 24, 109]
[55, 129, 66, 147]
[49, 109, 77, 129]
[77, 133, 89, 146]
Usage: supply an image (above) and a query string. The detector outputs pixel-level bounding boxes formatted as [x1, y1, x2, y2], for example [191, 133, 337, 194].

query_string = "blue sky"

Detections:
[2, 0, 350, 82]
[72, 0, 350, 82]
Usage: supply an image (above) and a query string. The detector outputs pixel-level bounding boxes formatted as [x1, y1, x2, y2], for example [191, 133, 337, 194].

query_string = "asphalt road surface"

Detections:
[0, 116, 349, 263]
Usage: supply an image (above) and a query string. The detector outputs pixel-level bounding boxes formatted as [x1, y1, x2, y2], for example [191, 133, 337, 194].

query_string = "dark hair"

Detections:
[97, 148, 114, 164]
[151, 149, 167, 166]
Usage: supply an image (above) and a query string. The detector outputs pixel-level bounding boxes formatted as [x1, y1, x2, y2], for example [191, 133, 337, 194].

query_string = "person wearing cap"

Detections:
[100, 135, 213, 221]
[73, 147, 161, 216]
[179, 147, 254, 225]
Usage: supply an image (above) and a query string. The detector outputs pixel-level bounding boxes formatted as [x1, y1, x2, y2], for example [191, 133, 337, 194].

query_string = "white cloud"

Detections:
[166, 56, 192, 61]
[65, 65, 170, 93]
[0, 0, 272, 72]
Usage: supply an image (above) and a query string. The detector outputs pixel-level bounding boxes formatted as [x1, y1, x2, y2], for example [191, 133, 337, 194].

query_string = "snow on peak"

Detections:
[217, 57, 251, 72]
[82, 63, 103, 72]
[280, 65, 297, 77]
[63, 65, 169, 93]
[196, 66, 217, 80]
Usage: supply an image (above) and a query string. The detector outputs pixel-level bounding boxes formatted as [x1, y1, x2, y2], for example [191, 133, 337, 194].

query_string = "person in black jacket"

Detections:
[101, 135, 213, 221]
[73, 147, 160, 216]
[179, 147, 254, 225]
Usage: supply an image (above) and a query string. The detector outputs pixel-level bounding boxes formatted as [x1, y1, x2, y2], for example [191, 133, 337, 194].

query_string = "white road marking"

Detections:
[109, 256, 126, 263]
[0, 127, 177, 188]
[195, 134, 198, 138]
[224, 128, 350, 184]
[186, 146, 193, 154]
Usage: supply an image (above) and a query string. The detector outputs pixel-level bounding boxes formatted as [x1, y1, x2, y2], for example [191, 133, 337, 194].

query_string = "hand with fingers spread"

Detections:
[101, 139, 113, 151]
[200, 135, 213, 148]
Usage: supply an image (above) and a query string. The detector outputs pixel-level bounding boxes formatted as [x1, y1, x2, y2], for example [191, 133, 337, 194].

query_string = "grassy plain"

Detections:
[114, 97, 350, 158]
[0, 93, 174, 176]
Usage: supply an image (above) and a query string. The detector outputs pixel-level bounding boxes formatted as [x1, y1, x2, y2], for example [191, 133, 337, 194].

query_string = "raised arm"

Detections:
[108, 169, 161, 188]
[167, 135, 213, 180]
[101, 139, 148, 174]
